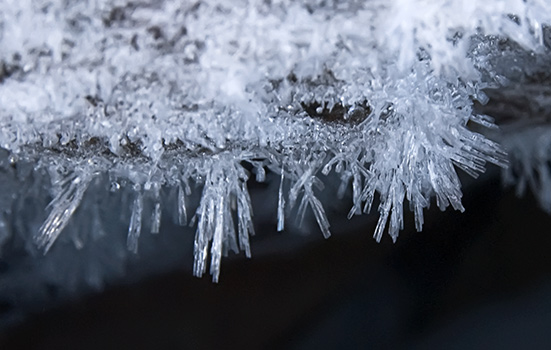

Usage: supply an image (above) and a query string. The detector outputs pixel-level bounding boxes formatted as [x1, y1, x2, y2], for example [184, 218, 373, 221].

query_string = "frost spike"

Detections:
[308, 189, 331, 239]
[193, 157, 255, 282]
[237, 181, 254, 257]
[151, 201, 161, 234]
[177, 183, 188, 226]
[210, 195, 224, 283]
[37, 174, 92, 253]
[374, 199, 392, 243]
[277, 169, 285, 232]
[127, 191, 143, 254]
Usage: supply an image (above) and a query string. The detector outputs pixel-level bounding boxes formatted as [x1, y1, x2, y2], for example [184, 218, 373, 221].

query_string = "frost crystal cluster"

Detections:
[0, 0, 550, 284]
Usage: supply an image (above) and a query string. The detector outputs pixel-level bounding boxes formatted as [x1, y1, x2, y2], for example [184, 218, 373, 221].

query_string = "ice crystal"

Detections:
[0, 0, 549, 284]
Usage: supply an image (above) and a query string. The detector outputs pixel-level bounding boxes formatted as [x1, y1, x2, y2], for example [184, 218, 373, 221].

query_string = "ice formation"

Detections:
[0, 0, 550, 286]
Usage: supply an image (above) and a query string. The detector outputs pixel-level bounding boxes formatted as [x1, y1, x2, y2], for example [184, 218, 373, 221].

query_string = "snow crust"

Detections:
[0, 0, 549, 281]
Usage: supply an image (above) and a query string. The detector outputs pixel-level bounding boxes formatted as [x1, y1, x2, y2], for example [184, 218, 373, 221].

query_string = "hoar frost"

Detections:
[0, 0, 550, 282]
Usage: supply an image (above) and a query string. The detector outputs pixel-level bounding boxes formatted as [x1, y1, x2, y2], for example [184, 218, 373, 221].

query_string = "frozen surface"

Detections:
[0, 0, 550, 303]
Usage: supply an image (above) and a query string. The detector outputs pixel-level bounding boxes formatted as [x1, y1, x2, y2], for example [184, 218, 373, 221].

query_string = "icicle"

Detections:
[289, 168, 313, 207]
[151, 201, 161, 234]
[209, 195, 224, 283]
[127, 190, 143, 254]
[0, 213, 9, 249]
[223, 195, 238, 256]
[347, 166, 363, 219]
[291, 173, 331, 238]
[193, 189, 213, 279]
[470, 114, 498, 129]
[277, 168, 285, 232]
[237, 181, 254, 257]
[374, 199, 391, 243]
[414, 202, 424, 232]
[177, 183, 188, 226]
[91, 201, 106, 240]
[150, 183, 162, 234]
[255, 164, 266, 182]
[308, 190, 331, 239]
[37, 173, 93, 253]
[388, 183, 404, 243]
